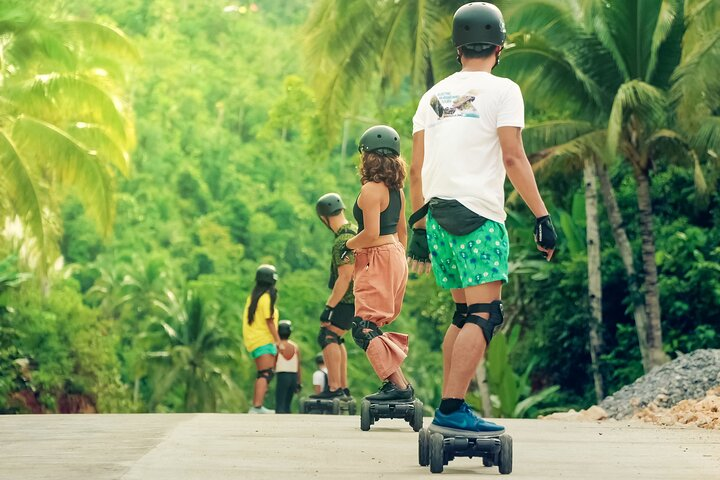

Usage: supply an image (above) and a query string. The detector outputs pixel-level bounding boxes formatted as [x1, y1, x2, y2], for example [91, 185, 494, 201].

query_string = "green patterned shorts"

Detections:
[426, 211, 509, 290]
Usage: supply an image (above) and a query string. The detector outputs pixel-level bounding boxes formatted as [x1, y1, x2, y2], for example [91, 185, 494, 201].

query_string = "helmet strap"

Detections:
[492, 46, 502, 70]
[319, 215, 333, 232]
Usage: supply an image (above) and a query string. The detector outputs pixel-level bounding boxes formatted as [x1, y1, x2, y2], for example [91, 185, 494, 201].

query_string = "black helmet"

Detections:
[278, 319, 292, 338]
[452, 3, 506, 48]
[255, 264, 278, 286]
[315, 353, 324, 364]
[316, 193, 346, 217]
[358, 125, 400, 156]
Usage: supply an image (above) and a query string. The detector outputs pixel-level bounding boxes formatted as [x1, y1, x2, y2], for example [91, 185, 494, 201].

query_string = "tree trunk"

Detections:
[595, 161, 652, 372]
[425, 54, 435, 91]
[475, 359, 492, 417]
[584, 158, 604, 402]
[634, 169, 668, 369]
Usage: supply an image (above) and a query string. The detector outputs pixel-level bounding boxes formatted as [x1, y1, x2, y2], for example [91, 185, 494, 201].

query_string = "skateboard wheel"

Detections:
[411, 399, 424, 432]
[418, 428, 429, 466]
[482, 456, 494, 467]
[360, 399, 371, 431]
[331, 398, 341, 415]
[429, 432, 444, 473]
[348, 401, 357, 416]
[497, 434, 512, 475]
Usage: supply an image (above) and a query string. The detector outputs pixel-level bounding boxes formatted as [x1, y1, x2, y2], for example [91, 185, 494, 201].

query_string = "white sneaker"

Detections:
[248, 406, 275, 414]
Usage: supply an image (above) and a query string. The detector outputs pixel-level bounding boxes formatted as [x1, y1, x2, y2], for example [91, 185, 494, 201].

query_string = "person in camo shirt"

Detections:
[311, 193, 356, 399]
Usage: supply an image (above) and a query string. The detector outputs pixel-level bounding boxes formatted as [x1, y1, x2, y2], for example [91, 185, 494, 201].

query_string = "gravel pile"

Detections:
[600, 349, 720, 420]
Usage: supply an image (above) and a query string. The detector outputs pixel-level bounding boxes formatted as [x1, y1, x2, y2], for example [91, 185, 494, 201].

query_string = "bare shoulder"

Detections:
[360, 181, 388, 199]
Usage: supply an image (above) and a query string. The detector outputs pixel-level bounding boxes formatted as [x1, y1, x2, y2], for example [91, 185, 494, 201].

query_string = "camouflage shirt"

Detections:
[329, 223, 357, 304]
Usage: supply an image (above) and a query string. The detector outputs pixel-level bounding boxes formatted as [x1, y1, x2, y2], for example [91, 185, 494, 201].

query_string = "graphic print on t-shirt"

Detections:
[429, 90, 480, 119]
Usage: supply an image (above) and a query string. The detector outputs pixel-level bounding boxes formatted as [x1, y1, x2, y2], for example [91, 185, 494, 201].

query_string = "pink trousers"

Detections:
[354, 242, 409, 380]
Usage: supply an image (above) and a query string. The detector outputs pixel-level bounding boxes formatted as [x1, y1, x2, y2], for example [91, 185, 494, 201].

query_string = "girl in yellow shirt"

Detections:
[242, 264, 280, 414]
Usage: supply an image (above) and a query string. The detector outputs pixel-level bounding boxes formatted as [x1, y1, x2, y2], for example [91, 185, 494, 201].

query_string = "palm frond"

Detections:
[522, 120, 596, 155]
[15, 73, 132, 147]
[647, 0, 683, 84]
[607, 80, 667, 154]
[12, 115, 114, 236]
[691, 116, 720, 156]
[66, 122, 130, 176]
[499, 34, 611, 114]
[0, 130, 44, 251]
[55, 20, 140, 62]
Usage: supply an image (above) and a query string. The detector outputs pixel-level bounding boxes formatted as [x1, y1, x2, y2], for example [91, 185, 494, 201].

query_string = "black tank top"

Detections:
[353, 188, 401, 235]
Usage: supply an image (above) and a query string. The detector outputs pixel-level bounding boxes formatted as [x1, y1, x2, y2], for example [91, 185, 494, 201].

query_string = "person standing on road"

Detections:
[242, 264, 281, 414]
[275, 320, 302, 414]
[311, 193, 356, 400]
[408, 3, 557, 432]
[312, 353, 329, 395]
[345, 125, 414, 402]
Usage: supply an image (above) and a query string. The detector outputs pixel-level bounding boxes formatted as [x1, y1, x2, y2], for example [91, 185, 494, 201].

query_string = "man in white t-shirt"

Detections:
[408, 2, 557, 433]
[312, 353, 329, 394]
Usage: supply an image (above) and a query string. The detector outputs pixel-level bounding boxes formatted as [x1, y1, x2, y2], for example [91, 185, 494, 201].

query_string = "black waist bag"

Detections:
[429, 198, 488, 236]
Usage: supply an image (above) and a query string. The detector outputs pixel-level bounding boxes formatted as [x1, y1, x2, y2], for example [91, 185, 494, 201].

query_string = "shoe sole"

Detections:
[428, 423, 505, 437]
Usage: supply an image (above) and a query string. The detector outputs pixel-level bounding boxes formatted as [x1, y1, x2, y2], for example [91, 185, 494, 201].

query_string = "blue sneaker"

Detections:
[431, 402, 504, 433]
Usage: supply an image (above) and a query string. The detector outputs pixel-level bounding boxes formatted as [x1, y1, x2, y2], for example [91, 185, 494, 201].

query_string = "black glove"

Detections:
[320, 305, 333, 323]
[534, 215, 557, 257]
[407, 228, 430, 262]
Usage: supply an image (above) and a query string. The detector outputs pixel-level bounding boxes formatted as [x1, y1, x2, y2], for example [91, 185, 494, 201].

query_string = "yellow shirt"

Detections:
[242, 292, 279, 352]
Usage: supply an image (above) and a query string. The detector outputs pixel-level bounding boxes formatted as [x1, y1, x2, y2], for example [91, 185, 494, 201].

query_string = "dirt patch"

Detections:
[633, 387, 720, 429]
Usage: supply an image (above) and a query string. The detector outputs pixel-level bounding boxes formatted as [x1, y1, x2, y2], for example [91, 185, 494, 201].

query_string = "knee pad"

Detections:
[351, 318, 382, 351]
[464, 301, 504, 344]
[317, 326, 340, 349]
[257, 368, 274, 383]
[451, 303, 468, 328]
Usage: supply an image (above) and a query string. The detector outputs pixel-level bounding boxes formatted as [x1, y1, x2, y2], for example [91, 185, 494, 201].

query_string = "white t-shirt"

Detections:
[412, 71, 525, 223]
[312, 368, 327, 390]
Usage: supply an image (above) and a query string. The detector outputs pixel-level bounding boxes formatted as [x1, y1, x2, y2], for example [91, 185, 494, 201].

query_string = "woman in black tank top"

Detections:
[344, 125, 416, 404]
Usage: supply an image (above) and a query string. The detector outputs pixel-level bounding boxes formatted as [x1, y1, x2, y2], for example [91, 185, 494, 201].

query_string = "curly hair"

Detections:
[359, 152, 406, 190]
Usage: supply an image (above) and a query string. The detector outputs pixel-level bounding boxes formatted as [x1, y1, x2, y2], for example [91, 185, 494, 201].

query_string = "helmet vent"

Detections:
[485, 24, 492, 30]
[464, 25, 470, 31]
[377, 134, 382, 138]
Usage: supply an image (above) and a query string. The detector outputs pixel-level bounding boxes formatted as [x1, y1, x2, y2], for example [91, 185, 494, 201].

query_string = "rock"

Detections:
[541, 406, 608, 422]
[599, 349, 720, 420]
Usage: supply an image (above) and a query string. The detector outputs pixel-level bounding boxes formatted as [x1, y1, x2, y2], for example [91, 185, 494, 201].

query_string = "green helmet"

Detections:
[358, 125, 400, 156]
[452, 2, 506, 48]
[255, 264, 278, 286]
[278, 319, 292, 337]
[316, 193, 346, 217]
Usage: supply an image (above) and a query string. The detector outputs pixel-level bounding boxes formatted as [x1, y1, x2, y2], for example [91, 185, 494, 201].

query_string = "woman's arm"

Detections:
[345, 182, 385, 250]
[398, 189, 408, 249]
[266, 317, 281, 345]
[295, 346, 302, 384]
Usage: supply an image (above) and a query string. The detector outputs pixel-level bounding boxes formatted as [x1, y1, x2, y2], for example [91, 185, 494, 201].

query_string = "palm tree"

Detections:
[0, 1, 137, 268]
[146, 290, 237, 412]
[303, 0, 465, 136]
[497, 0, 719, 370]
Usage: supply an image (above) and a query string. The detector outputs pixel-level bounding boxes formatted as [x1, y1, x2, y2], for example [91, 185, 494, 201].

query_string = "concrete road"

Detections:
[1, 414, 719, 479]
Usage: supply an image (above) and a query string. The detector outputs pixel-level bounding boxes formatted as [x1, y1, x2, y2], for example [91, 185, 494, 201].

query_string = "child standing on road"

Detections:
[275, 320, 302, 414]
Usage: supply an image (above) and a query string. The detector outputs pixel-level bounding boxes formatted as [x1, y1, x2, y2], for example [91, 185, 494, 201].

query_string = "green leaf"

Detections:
[12, 116, 114, 236]
[0, 130, 45, 257]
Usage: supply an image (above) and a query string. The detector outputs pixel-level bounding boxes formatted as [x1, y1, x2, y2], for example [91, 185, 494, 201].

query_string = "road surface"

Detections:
[1, 414, 719, 479]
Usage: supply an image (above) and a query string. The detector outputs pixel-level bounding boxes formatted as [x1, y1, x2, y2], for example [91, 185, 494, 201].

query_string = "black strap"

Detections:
[467, 302, 503, 316]
[408, 203, 429, 228]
